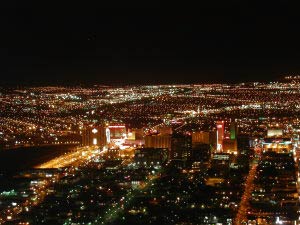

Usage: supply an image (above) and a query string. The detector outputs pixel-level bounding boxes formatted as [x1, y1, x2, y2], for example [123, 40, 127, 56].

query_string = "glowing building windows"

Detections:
[93, 138, 97, 145]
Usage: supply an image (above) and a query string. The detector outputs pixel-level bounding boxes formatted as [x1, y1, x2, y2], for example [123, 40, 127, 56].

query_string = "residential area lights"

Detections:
[1, 79, 300, 224]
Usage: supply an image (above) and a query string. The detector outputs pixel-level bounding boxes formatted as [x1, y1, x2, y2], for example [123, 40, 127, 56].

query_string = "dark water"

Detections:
[0, 144, 77, 172]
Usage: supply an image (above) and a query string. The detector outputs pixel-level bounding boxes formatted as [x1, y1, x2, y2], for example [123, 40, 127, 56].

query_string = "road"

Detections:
[235, 162, 258, 224]
[35, 146, 107, 169]
[95, 169, 161, 225]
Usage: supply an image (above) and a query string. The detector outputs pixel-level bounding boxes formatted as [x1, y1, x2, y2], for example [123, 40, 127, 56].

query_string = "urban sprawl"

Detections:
[1, 77, 300, 224]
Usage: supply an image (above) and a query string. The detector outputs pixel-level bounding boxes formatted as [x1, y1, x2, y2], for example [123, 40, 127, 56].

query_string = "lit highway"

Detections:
[36, 146, 107, 169]
[235, 162, 258, 224]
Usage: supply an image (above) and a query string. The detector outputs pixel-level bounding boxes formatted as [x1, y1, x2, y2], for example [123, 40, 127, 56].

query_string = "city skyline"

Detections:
[0, 79, 300, 224]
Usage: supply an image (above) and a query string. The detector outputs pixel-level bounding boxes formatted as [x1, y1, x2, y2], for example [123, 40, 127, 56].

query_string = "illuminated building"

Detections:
[108, 124, 126, 140]
[267, 129, 283, 137]
[205, 177, 225, 187]
[222, 139, 237, 153]
[126, 131, 136, 140]
[192, 131, 217, 150]
[216, 121, 225, 152]
[295, 147, 300, 161]
[192, 131, 210, 144]
[131, 128, 144, 140]
[82, 126, 107, 148]
[223, 120, 238, 154]
[262, 138, 292, 153]
[211, 153, 232, 169]
[229, 121, 238, 140]
[125, 128, 144, 146]
[145, 134, 171, 150]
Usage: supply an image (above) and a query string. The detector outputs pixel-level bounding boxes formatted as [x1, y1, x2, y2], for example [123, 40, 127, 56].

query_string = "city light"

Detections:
[0, 80, 300, 224]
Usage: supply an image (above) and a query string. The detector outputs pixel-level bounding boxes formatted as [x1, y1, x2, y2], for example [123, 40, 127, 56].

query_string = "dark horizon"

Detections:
[0, 72, 288, 87]
[1, 2, 300, 86]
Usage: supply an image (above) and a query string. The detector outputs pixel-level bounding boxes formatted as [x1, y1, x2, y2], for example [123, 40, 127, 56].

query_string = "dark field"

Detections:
[0, 145, 77, 172]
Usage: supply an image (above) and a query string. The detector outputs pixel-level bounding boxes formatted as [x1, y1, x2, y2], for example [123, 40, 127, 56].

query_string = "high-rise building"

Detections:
[192, 131, 210, 144]
[82, 126, 108, 148]
[192, 131, 217, 150]
[229, 121, 238, 140]
[216, 121, 225, 152]
[171, 133, 192, 160]
[237, 135, 251, 156]
[145, 134, 171, 150]
[108, 123, 126, 140]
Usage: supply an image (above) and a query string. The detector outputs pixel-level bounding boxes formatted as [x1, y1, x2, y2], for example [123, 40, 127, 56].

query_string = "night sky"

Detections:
[1, 2, 300, 85]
